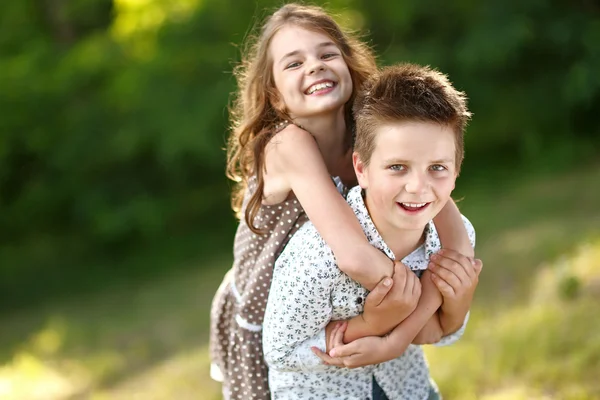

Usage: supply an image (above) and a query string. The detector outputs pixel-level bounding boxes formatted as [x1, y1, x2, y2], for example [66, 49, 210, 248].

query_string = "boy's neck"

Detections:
[362, 192, 426, 260]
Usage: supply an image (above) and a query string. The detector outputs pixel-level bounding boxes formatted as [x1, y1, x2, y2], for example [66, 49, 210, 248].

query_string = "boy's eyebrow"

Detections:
[279, 42, 337, 64]
[383, 158, 454, 164]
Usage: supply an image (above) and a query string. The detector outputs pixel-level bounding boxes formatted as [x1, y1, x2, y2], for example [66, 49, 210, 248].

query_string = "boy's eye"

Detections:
[430, 164, 447, 172]
[390, 165, 406, 171]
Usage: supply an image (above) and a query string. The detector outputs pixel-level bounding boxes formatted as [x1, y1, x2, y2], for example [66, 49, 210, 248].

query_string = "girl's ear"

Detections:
[353, 152, 368, 189]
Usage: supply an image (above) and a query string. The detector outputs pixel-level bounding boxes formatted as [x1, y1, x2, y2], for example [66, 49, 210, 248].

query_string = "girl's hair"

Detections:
[226, 3, 377, 233]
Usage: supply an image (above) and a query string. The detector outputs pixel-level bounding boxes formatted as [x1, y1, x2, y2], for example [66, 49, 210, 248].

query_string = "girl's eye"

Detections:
[430, 164, 447, 172]
[321, 53, 338, 60]
[390, 165, 406, 171]
[285, 61, 301, 69]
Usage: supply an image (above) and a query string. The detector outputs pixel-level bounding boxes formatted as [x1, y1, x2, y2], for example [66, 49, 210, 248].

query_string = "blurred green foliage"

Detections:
[1, 0, 599, 308]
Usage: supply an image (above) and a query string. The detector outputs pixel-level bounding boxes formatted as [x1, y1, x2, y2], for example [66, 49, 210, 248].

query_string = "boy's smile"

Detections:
[354, 121, 458, 242]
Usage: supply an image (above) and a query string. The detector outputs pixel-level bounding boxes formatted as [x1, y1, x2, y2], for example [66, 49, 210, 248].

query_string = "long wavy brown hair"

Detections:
[226, 3, 377, 233]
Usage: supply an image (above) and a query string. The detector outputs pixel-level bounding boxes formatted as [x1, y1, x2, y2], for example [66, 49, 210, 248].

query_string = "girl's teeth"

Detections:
[307, 82, 334, 94]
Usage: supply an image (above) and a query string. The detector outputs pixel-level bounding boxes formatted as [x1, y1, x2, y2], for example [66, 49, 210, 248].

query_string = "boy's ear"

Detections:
[352, 152, 368, 189]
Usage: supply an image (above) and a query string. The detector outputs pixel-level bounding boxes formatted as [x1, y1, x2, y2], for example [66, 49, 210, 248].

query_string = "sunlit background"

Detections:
[0, 0, 599, 399]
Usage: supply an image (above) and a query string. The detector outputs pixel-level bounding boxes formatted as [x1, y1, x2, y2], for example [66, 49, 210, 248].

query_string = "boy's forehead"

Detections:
[372, 121, 456, 161]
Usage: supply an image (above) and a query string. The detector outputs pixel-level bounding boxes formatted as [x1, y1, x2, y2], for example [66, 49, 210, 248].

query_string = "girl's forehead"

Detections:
[270, 25, 334, 51]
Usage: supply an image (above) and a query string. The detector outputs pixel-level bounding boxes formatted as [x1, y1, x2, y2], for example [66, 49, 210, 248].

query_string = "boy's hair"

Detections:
[353, 64, 471, 173]
[226, 3, 377, 232]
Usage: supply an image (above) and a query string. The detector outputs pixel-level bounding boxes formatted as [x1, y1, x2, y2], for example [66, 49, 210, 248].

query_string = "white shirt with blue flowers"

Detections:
[263, 186, 476, 400]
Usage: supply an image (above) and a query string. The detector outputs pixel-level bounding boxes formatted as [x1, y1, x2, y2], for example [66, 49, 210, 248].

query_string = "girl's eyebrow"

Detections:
[278, 42, 337, 64]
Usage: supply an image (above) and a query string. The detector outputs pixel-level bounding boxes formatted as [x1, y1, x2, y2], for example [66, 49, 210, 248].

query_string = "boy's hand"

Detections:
[312, 321, 347, 367]
[428, 249, 483, 317]
[362, 261, 421, 334]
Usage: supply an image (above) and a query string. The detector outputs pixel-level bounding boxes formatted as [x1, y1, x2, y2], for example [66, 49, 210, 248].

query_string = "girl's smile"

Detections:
[270, 25, 352, 119]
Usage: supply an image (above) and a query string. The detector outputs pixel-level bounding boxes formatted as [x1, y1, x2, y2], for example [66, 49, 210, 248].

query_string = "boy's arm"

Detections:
[433, 199, 474, 258]
[270, 126, 392, 290]
[263, 234, 340, 372]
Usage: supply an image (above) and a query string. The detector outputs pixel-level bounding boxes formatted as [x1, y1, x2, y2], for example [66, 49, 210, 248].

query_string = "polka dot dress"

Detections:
[210, 177, 308, 400]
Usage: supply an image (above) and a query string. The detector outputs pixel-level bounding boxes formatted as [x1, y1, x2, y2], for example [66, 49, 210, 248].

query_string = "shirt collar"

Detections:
[345, 186, 440, 267]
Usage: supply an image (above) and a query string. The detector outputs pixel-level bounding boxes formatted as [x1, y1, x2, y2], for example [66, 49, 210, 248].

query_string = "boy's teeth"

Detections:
[307, 82, 334, 94]
[401, 202, 427, 207]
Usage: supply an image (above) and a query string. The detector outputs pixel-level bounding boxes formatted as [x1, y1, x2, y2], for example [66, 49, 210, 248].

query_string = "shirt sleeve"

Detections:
[263, 226, 339, 372]
[434, 310, 470, 346]
[434, 214, 476, 346]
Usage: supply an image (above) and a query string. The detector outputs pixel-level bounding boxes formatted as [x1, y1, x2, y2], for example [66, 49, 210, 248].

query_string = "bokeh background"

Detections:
[1, 0, 599, 399]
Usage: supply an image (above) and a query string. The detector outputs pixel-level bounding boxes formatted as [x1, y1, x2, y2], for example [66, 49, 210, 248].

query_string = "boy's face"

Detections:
[354, 121, 458, 234]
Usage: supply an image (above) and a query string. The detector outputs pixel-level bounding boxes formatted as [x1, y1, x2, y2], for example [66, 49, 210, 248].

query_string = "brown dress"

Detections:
[209, 177, 308, 400]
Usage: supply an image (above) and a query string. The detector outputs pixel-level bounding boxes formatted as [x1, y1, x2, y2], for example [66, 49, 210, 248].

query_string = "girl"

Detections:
[209, 4, 473, 400]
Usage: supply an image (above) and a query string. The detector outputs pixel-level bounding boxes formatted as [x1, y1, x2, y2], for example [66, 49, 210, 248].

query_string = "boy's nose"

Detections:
[405, 172, 429, 194]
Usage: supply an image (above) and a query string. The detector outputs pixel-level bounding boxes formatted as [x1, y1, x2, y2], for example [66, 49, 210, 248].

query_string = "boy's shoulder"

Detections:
[277, 221, 336, 266]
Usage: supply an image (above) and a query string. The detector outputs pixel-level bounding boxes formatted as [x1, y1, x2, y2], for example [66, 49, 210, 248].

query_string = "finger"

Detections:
[472, 258, 483, 275]
[430, 272, 456, 298]
[329, 341, 359, 358]
[328, 323, 340, 350]
[311, 347, 343, 366]
[332, 321, 347, 346]
[413, 275, 422, 296]
[342, 353, 373, 369]
[401, 268, 413, 295]
[429, 262, 463, 290]
[366, 276, 394, 307]
[438, 249, 477, 280]
[393, 262, 408, 289]
[430, 255, 468, 286]
[405, 270, 419, 296]
[311, 346, 331, 364]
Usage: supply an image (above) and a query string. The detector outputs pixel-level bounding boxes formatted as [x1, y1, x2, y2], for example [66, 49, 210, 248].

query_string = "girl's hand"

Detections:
[327, 334, 392, 369]
[428, 249, 483, 316]
[362, 262, 421, 334]
[311, 321, 347, 367]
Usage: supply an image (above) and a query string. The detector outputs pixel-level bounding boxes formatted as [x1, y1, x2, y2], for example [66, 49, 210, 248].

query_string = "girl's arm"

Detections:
[267, 126, 392, 290]
[414, 204, 475, 341]
[318, 271, 442, 368]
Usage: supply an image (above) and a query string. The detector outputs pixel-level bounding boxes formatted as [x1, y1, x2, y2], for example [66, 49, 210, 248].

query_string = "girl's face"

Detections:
[269, 25, 352, 120]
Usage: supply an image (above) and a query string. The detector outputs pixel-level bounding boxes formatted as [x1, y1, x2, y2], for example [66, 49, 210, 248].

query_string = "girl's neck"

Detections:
[292, 108, 349, 172]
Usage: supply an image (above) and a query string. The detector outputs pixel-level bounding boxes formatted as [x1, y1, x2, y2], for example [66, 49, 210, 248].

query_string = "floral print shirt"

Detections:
[263, 186, 476, 400]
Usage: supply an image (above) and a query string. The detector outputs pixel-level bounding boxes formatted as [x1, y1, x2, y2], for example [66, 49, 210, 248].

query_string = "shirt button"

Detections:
[355, 296, 363, 304]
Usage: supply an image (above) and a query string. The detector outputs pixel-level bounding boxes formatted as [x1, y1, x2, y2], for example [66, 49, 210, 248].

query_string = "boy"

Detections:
[263, 64, 480, 400]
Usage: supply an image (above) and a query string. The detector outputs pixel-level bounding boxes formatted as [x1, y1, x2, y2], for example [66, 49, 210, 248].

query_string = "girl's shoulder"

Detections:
[268, 121, 315, 149]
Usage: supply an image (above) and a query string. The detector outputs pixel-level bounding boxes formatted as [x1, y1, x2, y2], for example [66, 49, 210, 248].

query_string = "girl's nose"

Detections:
[307, 60, 326, 75]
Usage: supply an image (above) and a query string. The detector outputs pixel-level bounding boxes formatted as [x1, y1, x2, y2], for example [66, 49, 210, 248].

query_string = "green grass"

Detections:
[0, 164, 599, 399]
